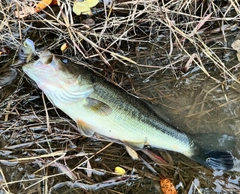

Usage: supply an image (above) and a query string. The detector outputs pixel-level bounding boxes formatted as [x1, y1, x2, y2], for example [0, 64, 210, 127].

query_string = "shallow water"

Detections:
[127, 41, 240, 192]
[1, 33, 240, 194]
[0, 61, 240, 194]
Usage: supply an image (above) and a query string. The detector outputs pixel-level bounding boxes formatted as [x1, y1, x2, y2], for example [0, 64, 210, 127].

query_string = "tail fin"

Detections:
[190, 134, 235, 170]
[205, 151, 234, 170]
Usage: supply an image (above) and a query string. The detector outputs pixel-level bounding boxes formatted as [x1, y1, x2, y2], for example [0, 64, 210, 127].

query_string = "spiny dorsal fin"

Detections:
[84, 97, 112, 116]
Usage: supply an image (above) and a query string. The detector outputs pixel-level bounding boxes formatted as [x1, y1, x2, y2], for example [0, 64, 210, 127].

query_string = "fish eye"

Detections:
[61, 58, 68, 64]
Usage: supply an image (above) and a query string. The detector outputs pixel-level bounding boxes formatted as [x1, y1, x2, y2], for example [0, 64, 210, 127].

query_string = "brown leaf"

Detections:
[35, 0, 53, 12]
[160, 177, 177, 194]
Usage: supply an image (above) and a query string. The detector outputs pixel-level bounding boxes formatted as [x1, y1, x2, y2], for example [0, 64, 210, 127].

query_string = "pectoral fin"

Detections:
[84, 97, 112, 116]
[77, 119, 95, 137]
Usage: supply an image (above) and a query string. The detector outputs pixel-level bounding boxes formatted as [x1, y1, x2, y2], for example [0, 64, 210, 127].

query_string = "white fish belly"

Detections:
[58, 100, 193, 158]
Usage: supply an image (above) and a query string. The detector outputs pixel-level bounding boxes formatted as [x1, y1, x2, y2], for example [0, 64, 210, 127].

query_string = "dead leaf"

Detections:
[35, 0, 53, 12]
[160, 177, 177, 194]
[125, 145, 139, 160]
[114, 166, 126, 175]
[50, 0, 59, 6]
[82, 18, 95, 28]
[0, 68, 17, 88]
[73, 0, 99, 15]
[60, 43, 69, 53]
[237, 53, 240, 62]
[0, 47, 10, 56]
[15, 0, 59, 18]
[86, 160, 92, 178]
[232, 40, 240, 51]
[231, 40, 240, 62]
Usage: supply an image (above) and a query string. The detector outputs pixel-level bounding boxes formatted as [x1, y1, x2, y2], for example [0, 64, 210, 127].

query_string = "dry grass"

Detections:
[1, 0, 239, 83]
[1, 0, 240, 193]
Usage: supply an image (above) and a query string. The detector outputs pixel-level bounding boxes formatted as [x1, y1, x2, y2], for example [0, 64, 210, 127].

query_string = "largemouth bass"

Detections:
[23, 51, 235, 170]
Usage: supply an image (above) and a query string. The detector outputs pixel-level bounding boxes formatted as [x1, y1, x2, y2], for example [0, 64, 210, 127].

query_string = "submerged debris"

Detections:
[0, 68, 17, 89]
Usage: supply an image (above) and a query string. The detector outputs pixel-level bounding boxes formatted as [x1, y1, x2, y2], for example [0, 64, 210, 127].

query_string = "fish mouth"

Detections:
[22, 51, 56, 83]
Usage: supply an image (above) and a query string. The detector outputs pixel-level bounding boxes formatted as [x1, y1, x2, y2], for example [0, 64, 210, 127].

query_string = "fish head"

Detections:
[23, 51, 93, 104]
[23, 51, 81, 92]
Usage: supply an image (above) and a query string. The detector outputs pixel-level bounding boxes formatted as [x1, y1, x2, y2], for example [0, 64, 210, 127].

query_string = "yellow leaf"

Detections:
[73, 0, 99, 15]
[73, 2, 91, 15]
[84, 0, 99, 7]
[60, 43, 69, 53]
[114, 167, 126, 175]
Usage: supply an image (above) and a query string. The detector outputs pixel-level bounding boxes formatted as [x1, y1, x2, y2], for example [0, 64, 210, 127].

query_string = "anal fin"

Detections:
[77, 119, 95, 137]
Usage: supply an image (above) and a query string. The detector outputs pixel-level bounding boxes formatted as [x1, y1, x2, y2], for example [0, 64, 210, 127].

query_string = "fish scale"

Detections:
[90, 80, 194, 154]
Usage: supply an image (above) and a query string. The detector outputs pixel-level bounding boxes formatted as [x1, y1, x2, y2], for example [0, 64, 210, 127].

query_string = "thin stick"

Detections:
[42, 92, 52, 133]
